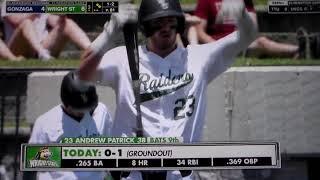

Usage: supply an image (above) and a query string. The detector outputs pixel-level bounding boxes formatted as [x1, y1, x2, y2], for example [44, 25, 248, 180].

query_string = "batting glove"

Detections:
[107, 4, 137, 31]
[219, 0, 257, 43]
[90, 4, 137, 56]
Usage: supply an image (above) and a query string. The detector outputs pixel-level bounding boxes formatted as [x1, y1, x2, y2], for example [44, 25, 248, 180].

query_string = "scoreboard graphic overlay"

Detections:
[269, 0, 320, 14]
[21, 139, 280, 171]
[5, 1, 118, 14]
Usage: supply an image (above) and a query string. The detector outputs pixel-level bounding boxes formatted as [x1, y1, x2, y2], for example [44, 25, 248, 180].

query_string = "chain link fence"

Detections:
[0, 71, 30, 180]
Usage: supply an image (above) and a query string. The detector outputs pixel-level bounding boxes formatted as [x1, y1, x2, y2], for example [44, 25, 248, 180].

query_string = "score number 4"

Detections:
[174, 95, 195, 120]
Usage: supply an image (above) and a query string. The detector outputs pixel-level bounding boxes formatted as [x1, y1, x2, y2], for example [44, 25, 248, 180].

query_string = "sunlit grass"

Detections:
[1, 58, 320, 68]
[0, 59, 80, 68]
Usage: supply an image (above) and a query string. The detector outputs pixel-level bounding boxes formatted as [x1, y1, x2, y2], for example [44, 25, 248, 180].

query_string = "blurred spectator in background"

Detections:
[176, 13, 202, 47]
[194, 0, 301, 58]
[0, 38, 23, 61]
[0, 0, 91, 61]
[43, 14, 91, 57]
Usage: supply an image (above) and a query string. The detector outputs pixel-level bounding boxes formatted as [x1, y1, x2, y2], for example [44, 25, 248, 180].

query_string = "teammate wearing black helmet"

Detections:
[29, 71, 112, 180]
[60, 71, 98, 118]
[78, 0, 257, 179]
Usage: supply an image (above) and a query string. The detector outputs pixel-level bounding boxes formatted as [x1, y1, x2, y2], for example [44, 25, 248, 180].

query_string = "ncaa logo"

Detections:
[157, 0, 169, 9]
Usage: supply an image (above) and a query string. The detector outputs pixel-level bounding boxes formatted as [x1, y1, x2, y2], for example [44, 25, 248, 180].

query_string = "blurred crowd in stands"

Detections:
[181, 0, 310, 59]
[0, 0, 91, 61]
[0, 0, 315, 61]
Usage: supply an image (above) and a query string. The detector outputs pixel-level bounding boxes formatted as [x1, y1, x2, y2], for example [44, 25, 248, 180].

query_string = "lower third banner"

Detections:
[21, 142, 280, 171]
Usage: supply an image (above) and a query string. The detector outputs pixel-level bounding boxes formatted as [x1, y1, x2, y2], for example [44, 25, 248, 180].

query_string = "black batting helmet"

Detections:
[138, 0, 185, 37]
[60, 71, 98, 113]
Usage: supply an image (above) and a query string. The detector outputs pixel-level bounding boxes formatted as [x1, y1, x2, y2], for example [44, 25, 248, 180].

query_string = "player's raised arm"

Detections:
[198, 0, 258, 82]
[228, 0, 258, 46]
[216, 0, 258, 51]
[78, 4, 137, 82]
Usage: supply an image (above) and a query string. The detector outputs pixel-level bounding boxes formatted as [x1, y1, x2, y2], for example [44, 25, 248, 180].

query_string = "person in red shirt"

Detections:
[194, 0, 300, 58]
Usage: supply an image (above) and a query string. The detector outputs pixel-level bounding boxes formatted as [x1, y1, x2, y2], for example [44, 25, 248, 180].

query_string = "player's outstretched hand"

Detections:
[104, 4, 137, 33]
[73, 71, 95, 90]
[217, 0, 257, 40]
[185, 13, 201, 25]
[217, 0, 245, 24]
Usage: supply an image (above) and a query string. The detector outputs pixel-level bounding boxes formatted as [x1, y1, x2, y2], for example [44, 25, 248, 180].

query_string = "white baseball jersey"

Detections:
[97, 32, 251, 140]
[96, 14, 254, 179]
[29, 102, 112, 180]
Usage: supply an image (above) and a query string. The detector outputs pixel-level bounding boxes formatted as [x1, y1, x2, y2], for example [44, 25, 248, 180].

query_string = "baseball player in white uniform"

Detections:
[78, 0, 257, 179]
[28, 71, 113, 180]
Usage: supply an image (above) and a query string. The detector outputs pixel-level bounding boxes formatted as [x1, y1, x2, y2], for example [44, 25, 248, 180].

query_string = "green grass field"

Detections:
[0, 59, 79, 68]
[1, 58, 320, 68]
[233, 58, 320, 66]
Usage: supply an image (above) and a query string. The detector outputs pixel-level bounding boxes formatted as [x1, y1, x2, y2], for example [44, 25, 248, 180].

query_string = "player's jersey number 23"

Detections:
[174, 95, 195, 120]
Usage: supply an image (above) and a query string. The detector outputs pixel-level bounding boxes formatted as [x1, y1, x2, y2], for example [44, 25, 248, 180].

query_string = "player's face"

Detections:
[148, 17, 178, 50]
